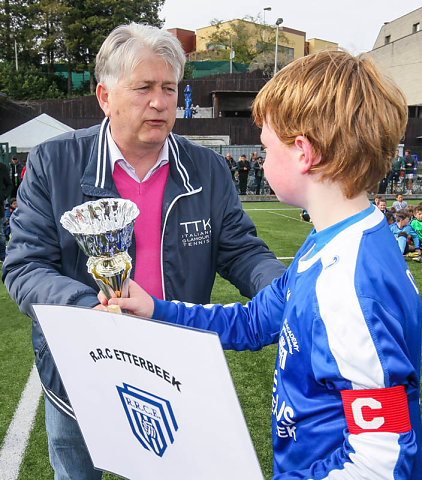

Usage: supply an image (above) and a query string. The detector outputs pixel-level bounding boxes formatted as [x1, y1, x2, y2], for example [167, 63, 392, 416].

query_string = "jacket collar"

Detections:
[80, 118, 201, 199]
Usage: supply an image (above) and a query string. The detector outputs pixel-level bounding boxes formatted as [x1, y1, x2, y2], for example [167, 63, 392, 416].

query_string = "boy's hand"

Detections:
[97, 280, 154, 318]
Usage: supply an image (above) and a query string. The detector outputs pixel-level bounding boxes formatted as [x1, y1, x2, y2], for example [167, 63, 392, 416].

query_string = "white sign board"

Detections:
[33, 304, 263, 480]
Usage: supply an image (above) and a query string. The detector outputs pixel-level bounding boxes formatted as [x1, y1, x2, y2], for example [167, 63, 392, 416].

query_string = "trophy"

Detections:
[60, 199, 139, 300]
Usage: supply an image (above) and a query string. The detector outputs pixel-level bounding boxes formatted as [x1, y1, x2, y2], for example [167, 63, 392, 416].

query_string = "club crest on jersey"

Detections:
[117, 383, 178, 457]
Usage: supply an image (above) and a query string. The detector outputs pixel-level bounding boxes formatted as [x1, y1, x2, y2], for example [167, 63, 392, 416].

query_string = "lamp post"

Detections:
[274, 17, 283, 76]
[14, 39, 18, 71]
[263, 7, 271, 42]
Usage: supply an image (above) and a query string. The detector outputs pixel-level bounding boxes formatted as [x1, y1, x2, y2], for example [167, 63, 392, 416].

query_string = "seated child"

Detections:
[392, 193, 408, 211]
[372, 194, 383, 207]
[377, 198, 389, 214]
[385, 211, 395, 225]
[406, 205, 415, 223]
[390, 210, 420, 255]
[411, 206, 422, 242]
[100, 51, 422, 479]
[300, 209, 310, 222]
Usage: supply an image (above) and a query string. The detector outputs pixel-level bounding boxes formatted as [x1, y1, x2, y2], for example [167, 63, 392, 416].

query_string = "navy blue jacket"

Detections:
[2, 119, 284, 415]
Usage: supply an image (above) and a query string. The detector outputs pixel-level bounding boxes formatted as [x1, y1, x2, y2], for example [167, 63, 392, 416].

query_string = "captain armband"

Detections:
[341, 385, 411, 434]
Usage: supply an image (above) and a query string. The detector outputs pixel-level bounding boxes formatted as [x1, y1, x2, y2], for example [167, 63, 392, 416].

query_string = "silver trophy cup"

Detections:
[60, 199, 139, 299]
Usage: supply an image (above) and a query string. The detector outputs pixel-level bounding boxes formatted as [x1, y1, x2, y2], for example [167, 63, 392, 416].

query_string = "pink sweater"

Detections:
[113, 162, 169, 299]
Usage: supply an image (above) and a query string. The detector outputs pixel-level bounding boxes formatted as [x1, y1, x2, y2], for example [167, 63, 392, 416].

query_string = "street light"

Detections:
[263, 7, 272, 42]
[274, 17, 283, 76]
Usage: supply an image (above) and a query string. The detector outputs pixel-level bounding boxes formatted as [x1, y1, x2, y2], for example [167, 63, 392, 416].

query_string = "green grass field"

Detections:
[1, 201, 421, 480]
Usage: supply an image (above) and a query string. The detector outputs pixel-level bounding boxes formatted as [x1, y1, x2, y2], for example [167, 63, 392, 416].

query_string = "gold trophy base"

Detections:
[87, 252, 132, 300]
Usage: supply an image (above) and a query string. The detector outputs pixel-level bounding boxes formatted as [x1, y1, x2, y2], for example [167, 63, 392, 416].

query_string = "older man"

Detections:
[2, 23, 284, 479]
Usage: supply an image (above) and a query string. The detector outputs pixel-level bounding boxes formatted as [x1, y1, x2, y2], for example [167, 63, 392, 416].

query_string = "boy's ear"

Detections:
[96, 83, 111, 117]
[294, 136, 321, 174]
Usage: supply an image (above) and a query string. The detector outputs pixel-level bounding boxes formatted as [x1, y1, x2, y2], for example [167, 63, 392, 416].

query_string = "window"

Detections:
[385, 35, 391, 44]
[413, 23, 420, 33]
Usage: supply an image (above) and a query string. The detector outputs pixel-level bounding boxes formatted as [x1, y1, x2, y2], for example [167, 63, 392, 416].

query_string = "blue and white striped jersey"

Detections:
[153, 205, 422, 479]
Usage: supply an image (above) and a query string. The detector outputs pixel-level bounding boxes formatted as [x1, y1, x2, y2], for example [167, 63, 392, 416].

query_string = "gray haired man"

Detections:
[2, 23, 284, 478]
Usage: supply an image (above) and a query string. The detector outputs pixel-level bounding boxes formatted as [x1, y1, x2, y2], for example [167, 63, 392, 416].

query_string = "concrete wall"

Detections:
[373, 8, 422, 48]
[370, 30, 422, 105]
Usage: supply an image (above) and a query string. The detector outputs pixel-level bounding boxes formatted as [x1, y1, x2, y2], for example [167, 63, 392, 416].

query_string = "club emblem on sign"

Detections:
[117, 383, 178, 457]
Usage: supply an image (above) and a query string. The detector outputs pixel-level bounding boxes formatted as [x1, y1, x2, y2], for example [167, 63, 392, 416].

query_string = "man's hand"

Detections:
[97, 280, 155, 318]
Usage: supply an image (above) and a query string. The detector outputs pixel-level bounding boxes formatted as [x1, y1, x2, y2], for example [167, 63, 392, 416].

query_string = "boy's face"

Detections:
[396, 194, 403, 202]
[401, 217, 409, 226]
[11, 201, 17, 209]
[378, 201, 386, 211]
[260, 122, 300, 205]
[416, 211, 422, 222]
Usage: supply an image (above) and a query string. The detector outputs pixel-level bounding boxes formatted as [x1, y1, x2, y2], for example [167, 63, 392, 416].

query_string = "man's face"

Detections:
[98, 51, 178, 154]
[11, 158, 18, 164]
[405, 151, 411, 158]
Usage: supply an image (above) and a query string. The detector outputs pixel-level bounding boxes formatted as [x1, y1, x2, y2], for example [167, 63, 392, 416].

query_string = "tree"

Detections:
[0, 61, 66, 99]
[0, 0, 40, 65]
[0, 0, 165, 98]
[248, 50, 292, 77]
[63, 0, 165, 94]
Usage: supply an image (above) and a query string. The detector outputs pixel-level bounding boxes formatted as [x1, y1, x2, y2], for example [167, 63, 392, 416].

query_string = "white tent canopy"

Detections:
[0, 113, 74, 152]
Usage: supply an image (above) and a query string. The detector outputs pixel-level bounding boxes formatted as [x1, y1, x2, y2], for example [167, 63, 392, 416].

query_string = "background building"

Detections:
[370, 8, 422, 151]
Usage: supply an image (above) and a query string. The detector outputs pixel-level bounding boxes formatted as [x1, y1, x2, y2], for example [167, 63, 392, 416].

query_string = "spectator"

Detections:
[254, 156, 264, 195]
[392, 193, 408, 211]
[225, 153, 237, 180]
[4, 197, 17, 241]
[390, 210, 420, 256]
[389, 150, 405, 193]
[9, 156, 23, 198]
[237, 154, 250, 195]
[0, 161, 12, 264]
[2, 23, 285, 479]
[20, 158, 27, 180]
[403, 149, 415, 194]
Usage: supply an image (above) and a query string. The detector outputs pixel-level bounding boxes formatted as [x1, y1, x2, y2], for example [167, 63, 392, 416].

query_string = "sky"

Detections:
[161, 1, 421, 54]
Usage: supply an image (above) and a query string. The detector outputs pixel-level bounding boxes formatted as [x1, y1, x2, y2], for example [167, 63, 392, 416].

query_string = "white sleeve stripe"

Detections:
[318, 432, 400, 479]
[315, 213, 385, 389]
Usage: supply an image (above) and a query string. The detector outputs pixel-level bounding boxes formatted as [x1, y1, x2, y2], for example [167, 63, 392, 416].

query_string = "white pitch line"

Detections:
[266, 210, 309, 223]
[277, 257, 294, 260]
[243, 207, 300, 211]
[0, 363, 42, 480]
